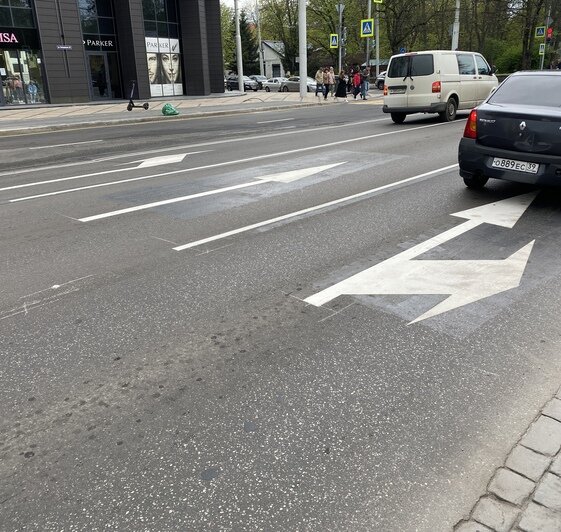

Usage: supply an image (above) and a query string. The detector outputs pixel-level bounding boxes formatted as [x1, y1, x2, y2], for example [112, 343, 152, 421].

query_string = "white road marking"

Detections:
[256, 118, 295, 124]
[173, 164, 459, 251]
[137, 153, 188, 168]
[0, 117, 395, 178]
[28, 140, 104, 150]
[1, 151, 207, 192]
[78, 163, 344, 222]
[305, 192, 538, 323]
[10, 122, 451, 203]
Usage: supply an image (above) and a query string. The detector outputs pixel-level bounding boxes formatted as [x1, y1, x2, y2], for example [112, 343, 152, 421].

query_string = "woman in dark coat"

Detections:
[334, 70, 348, 102]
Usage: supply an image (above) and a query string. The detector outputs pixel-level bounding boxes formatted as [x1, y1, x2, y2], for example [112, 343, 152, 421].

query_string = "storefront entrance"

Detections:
[87, 52, 122, 100]
[0, 49, 46, 105]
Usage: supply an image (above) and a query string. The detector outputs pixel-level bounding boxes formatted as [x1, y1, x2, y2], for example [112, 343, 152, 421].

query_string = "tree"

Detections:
[228, 9, 260, 75]
[221, 4, 235, 72]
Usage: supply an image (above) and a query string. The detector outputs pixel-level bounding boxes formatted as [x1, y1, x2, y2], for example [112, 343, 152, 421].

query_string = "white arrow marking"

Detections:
[305, 192, 538, 323]
[137, 153, 188, 168]
[78, 163, 345, 222]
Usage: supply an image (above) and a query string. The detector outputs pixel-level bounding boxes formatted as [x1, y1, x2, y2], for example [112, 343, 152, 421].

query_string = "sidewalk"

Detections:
[0, 90, 383, 136]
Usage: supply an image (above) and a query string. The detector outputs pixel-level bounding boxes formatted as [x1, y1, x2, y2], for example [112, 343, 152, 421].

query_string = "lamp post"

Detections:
[451, 0, 460, 50]
[298, 0, 307, 100]
[255, 1, 265, 76]
[234, 0, 244, 92]
[336, 3, 345, 73]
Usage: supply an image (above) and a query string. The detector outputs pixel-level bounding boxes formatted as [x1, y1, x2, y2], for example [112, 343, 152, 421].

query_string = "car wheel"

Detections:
[377, 81, 384, 90]
[265, 86, 270, 92]
[282, 86, 289, 92]
[463, 174, 489, 189]
[390, 112, 406, 124]
[440, 97, 457, 122]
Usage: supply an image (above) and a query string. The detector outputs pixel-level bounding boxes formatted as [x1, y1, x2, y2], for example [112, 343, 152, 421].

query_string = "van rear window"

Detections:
[388, 55, 434, 78]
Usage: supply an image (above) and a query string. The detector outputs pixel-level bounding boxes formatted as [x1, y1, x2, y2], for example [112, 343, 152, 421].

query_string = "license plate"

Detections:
[389, 88, 406, 94]
[491, 157, 539, 174]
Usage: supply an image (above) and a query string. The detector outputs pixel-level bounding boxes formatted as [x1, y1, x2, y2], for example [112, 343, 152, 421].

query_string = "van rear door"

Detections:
[385, 53, 435, 108]
[385, 55, 409, 108]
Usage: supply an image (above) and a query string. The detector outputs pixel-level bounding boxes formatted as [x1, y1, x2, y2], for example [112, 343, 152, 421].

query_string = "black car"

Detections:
[226, 75, 259, 91]
[459, 70, 561, 189]
[249, 75, 268, 90]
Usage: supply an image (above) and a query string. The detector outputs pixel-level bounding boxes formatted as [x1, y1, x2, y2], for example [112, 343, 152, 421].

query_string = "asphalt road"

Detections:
[2, 104, 561, 531]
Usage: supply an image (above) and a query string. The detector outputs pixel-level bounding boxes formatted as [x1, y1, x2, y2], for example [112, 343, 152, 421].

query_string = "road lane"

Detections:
[2, 106, 560, 530]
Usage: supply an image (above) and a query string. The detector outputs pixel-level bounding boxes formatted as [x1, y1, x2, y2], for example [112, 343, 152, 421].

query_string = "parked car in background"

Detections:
[375, 71, 386, 90]
[226, 75, 259, 91]
[279, 76, 317, 92]
[383, 50, 498, 123]
[262, 77, 287, 92]
[459, 70, 561, 189]
[249, 75, 268, 90]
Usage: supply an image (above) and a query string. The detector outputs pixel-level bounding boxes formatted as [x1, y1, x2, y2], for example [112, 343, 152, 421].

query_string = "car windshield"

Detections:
[488, 75, 561, 107]
[388, 55, 434, 78]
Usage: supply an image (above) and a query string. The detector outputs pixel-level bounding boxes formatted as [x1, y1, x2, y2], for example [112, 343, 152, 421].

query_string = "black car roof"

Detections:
[510, 70, 561, 77]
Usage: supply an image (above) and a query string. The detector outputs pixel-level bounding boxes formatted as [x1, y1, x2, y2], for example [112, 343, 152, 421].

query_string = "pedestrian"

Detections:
[314, 67, 324, 99]
[361, 67, 370, 100]
[352, 70, 361, 99]
[334, 70, 348, 102]
[347, 68, 354, 93]
[13, 75, 24, 102]
[328, 66, 336, 97]
[322, 67, 331, 100]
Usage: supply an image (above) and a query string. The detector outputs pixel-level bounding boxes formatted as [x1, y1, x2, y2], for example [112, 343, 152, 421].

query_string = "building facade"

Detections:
[0, 0, 224, 106]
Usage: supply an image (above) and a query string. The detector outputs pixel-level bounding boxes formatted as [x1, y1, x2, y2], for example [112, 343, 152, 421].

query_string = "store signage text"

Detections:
[83, 39, 114, 48]
[0, 33, 18, 43]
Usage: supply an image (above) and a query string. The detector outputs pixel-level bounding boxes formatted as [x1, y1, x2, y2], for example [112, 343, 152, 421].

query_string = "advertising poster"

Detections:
[145, 37, 182, 97]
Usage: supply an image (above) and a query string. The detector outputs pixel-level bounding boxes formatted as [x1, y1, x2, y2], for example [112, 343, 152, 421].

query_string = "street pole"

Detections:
[298, 0, 307, 100]
[234, 0, 244, 92]
[375, 2, 380, 76]
[451, 0, 460, 51]
[540, 5, 552, 70]
[365, 0, 372, 68]
[256, 1, 265, 76]
[336, 3, 345, 73]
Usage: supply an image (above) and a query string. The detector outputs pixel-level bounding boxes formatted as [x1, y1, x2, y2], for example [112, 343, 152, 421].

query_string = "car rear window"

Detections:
[388, 55, 434, 78]
[488, 75, 561, 107]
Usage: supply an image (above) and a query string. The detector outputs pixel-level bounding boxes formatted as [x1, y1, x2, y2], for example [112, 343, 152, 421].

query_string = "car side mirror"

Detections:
[491, 65, 498, 74]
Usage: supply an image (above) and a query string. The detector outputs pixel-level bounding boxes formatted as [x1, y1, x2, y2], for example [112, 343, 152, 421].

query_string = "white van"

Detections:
[382, 50, 498, 123]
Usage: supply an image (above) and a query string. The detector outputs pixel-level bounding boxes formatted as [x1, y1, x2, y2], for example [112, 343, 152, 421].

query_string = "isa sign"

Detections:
[360, 19, 374, 38]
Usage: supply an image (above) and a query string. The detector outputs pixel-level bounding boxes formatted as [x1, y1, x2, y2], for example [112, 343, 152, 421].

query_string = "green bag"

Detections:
[162, 103, 179, 116]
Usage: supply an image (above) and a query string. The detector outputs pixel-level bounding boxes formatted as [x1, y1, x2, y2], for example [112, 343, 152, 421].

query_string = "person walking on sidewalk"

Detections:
[360, 67, 370, 100]
[334, 70, 348, 102]
[322, 67, 331, 100]
[328, 67, 336, 97]
[352, 70, 361, 99]
[314, 67, 324, 99]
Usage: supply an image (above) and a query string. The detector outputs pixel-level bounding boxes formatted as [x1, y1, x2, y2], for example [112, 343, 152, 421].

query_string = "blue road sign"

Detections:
[399, 47, 406, 53]
[330, 34, 339, 49]
[536, 26, 546, 38]
[361, 19, 374, 38]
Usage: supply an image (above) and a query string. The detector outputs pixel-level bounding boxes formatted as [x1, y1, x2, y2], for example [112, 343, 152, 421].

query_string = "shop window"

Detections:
[98, 17, 114, 35]
[168, 23, 178, 39]
[142, 0, 155, 21]
[78, 0, 95, 10]
[95, 0, 112, 17]
[81, 9, 98, 33]
[11, 7, 33, 27]
[165, 0, 177, 22]
[10, 0, 30, 7]
[0, 7, 11, 25]
[0, 0, 8, 6]
[157, 21, 168, 38]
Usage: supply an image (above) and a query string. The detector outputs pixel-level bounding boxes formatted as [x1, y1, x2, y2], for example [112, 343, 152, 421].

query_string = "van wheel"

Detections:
[265, 86, 270, 92]
[463, 174, 488, 189]
[282, 86, 289, 92]
[440, 98, 457, 122]
[390, 112, 406, 124]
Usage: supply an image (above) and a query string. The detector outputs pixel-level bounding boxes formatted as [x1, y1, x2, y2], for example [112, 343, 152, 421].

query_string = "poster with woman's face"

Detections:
[145, 38, 183, 97]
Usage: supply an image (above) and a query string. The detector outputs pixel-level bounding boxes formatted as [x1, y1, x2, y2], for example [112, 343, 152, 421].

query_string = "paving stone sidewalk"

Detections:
[456, 386, 561, 531]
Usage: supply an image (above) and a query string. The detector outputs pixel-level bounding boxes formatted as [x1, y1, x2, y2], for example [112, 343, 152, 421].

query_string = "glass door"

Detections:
[88, 53, 111, 99]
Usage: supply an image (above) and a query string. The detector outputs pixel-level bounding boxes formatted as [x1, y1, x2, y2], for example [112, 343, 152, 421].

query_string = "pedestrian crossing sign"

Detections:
[535, 26, 546, 38]
[330, 34, 338, 49]
[361, 19, 374, 38]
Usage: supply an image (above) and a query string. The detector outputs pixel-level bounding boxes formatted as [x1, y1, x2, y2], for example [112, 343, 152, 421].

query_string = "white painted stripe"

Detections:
[9, 122, 451, 203]
[0, 151, 208, 192]
[28, 140, 104, 150]
[0, 117, 392, 178]
[256, 118, 295, 124]
[78, 162, 345, 222]
[173, 164, 460, 251]
[78, 181, 264, 222]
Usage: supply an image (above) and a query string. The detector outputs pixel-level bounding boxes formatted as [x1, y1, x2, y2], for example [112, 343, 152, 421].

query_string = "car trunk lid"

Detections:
[477, 104, 561, 157]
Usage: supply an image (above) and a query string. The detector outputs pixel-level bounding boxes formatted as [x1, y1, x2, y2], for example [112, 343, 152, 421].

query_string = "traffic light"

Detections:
[546, 27, 553, 44]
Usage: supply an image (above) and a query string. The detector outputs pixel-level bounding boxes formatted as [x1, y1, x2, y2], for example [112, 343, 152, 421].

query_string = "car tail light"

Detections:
[383, 85, 388, 96]
[432, 81, 441, 93]
[463, 109, 477, 139]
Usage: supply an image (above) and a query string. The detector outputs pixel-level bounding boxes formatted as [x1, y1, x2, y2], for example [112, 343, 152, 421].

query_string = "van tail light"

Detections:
[432, 81, 441, 93]
[383, 85, 388, 96]
[463, 109, 478, 139]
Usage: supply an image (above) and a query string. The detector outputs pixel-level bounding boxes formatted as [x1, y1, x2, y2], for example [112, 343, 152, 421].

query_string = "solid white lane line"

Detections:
[173, 163, 460, 251]
[78, 181, 264, 222]
[10, 122, 452, 203]
[28, 140, 104, 150]
[0, 117, 392, 178]
[0, 151, 208, 192]
[256, 118, 295, 124]
[78, 163, 345, 222]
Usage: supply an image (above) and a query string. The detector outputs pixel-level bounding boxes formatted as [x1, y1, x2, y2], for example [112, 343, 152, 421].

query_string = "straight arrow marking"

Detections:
[305, 192, 538, 323]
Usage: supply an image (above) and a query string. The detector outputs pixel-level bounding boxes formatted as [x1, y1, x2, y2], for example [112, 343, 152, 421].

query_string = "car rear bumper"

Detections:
[382, 102, 447, 114]
[458, 138, 561, 186]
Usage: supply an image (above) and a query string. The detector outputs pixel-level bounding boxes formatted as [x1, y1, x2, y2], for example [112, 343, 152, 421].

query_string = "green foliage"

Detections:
[227, 9, 260, 75]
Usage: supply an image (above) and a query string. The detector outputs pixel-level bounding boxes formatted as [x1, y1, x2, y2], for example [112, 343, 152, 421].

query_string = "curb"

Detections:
[455, 386, 561, 531]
